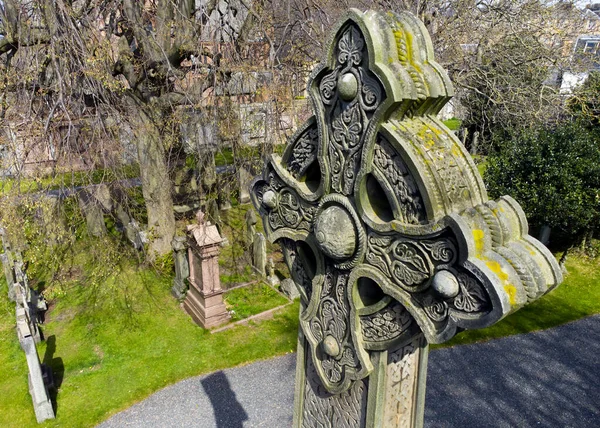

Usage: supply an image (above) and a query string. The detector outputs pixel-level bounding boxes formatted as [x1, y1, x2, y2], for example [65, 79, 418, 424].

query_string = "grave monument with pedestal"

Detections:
[183, 212, 230, 329]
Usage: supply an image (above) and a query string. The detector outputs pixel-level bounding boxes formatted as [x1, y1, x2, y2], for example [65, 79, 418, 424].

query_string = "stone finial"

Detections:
[196, 210, 206, 225]
[250, 8, 562, 427]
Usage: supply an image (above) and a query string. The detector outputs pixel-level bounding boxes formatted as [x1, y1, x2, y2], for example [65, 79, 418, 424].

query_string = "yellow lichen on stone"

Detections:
[472, 229, 485, 254]
[451, 145, 461, 158]
[485, 260, 509, 282]
[485, 260, 518, 306]
[503, 284, 518, 306]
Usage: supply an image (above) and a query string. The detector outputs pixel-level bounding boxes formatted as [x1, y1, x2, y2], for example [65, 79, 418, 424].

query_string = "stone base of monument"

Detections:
[182, 287, 230, 329]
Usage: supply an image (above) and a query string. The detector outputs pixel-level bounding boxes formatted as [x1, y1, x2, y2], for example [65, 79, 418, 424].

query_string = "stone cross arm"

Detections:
[250, 9, 561, 427]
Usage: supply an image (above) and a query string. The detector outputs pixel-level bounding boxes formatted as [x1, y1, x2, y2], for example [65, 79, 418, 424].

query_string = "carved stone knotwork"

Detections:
[251, 9, 562, 427]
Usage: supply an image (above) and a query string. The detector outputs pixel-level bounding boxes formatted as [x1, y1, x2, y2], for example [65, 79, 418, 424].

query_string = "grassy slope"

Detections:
[0, 254, 598, 427]
[0, 268, 299, 428]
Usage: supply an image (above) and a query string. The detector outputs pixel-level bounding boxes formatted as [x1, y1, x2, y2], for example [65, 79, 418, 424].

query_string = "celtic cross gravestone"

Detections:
[250, 9, 562, 427]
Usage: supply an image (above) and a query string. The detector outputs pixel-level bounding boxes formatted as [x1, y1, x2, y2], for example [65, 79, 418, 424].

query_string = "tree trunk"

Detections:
[581, 229, 594, 253]
[129, 102, 176, 258]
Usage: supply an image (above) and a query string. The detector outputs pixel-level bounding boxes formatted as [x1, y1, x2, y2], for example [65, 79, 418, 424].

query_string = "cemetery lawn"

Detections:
[224, 283, 289, 321]
[0, 267, 300, 428]
[442, 117, 462, 131]
[0, 165, 140, 197]
[0, 253, 598, 427]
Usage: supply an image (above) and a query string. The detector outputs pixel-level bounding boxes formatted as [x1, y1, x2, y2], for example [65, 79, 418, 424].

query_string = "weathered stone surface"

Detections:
[171, 236, 189, 300]
[280, 278, 300, 300]
[252, 233, 267, 276]
[238, 167, 252, 204]
[77, 189, 107, 237]
[218, 181, 232, 211]
[21, 336, 55, 423]
[245, 209, 257, 247]
[251, 8, 562, 428]
[266, 258, 280, 288]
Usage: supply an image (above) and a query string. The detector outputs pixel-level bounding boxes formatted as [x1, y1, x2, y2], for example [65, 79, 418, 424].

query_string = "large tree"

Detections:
[0, 0, 263, 256]
[0, 0, 587, 256]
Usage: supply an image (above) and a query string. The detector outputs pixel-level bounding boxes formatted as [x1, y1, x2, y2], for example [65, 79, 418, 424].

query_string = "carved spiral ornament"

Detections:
[250, 9, 562, 395]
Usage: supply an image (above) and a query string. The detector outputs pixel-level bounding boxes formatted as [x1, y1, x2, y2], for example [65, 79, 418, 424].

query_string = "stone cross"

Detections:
[250, 9, 562, 427]
[183, 211, 230, 329]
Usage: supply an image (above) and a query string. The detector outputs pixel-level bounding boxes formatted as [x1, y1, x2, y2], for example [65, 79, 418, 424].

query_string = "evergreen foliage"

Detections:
[485, 122, 600, 240]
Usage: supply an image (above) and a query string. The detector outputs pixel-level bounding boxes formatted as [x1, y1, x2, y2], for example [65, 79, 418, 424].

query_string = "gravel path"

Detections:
[98, 315, 600, 427]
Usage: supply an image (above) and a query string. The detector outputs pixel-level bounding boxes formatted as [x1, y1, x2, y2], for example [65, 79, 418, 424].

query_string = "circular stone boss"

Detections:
[338, 73, 358, 101]
[313, 205, 357, 260]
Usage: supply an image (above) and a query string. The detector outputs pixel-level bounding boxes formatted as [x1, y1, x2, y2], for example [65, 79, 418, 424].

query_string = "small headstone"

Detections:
[471, 130, 480, 155]
[91, 183, 113, 212]
[171, 236, 189, 300]
[252, 232, 267, 276]
[126, 220, 145, 250]
[238, 167, 252, 204]
[244, 209, 257, 248]
[266, 257, 280, 287]
[280, 278, 299, 300]
[218, 181, 232, 211]
[77, 190, 107, 237]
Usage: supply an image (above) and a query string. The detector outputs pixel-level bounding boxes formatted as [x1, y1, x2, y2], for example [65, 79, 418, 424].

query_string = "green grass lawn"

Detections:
[224, 283, 289, 321]
[0, 251, 598, 427]
[0, 166, 140, 197]
[442, 117, 462, 131]
[0, 267, 300, 428]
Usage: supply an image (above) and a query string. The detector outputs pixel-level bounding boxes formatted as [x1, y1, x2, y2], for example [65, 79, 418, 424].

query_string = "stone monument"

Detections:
[266, 257, 280, 287]
[77, 189, 107, 237]
[171, 236, 190, 300]
[238, 166, 252, 204]
[245, 209, 257, 248]
[183, 212, 230, 329]
[250, 9, 562, 427]
[252, 232, 267, 276]
[218, 180, 232, 211]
